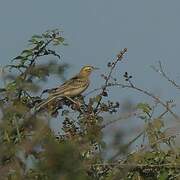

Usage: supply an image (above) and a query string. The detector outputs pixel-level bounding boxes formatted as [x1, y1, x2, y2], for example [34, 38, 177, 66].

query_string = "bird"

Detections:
[36, 65, 98, 111]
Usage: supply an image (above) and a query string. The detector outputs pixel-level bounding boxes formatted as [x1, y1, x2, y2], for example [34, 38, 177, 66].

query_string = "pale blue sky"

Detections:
[1, 0, 180, 109]
[1, 0, 180, 153]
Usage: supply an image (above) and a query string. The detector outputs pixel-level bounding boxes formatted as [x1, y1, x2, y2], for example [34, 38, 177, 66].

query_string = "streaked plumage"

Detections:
[36, 65, 97, 110]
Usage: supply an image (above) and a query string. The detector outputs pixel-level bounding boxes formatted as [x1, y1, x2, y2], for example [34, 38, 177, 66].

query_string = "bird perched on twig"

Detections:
[36, 65, 98, 111]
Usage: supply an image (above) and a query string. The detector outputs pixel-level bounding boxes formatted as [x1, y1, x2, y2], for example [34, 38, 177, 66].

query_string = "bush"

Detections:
[0, 29, 179, 180]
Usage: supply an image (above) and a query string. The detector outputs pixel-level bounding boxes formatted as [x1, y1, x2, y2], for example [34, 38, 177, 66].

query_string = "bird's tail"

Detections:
[35, 95, 62, 112]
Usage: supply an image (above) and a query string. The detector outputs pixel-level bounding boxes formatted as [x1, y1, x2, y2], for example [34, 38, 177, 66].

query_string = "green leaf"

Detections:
[21, 49, 33, 56]
[52, 39, 61, 46]
[31, 35, 42, 39]
[52, 37, 65, 46]
[56, 36, 64, 42]
[6, 82, 17, 91]
[159, 170, 169, 180]
[42, 32, 51, 38]
[13, 55, 24, 60]
[94, 95, 102, 103]
[136, 103, 151, 114]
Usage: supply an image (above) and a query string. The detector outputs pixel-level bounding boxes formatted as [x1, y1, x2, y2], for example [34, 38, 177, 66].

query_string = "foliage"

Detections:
[0, 29, 180, 180]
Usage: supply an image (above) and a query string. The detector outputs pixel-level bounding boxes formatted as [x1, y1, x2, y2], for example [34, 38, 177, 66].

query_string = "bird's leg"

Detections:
[64, 96, 82, 106]
[65, 96, 85, 114]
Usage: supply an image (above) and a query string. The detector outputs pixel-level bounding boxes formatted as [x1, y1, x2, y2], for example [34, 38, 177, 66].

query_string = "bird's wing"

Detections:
[36, 76, 89, 111]
[49, 75, 89, 97]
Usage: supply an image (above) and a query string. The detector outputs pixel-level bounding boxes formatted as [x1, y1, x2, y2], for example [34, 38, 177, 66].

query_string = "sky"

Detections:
[1, 1, 180, 134]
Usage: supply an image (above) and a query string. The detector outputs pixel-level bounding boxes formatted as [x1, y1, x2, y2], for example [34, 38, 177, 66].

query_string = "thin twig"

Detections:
[86, 82, 179, 120]
[94, 48, 128, 113]
[110, 130, 145, 161]
[106, 83, 179, 120]
[152, 61, 180, 90]
[101, 111, 138, 129]
[139, 132, 180, 151]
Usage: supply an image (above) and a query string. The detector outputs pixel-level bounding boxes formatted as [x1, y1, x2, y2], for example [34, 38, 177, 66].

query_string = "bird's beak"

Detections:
[93, 67, 99, 70]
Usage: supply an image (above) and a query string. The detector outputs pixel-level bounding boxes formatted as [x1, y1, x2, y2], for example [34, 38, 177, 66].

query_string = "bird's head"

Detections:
[79, 65, 99, 77]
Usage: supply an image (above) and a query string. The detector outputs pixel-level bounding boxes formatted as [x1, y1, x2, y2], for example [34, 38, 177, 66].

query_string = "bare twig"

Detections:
[152, 61, 180, 90]
[110, 130, 145, 161]
[116, 83, 179, 120]
[101, 82, 179, 120]
[86, 82, 179, 120]
[139, 132, 180, 151]
[94, 48, 128, 113]
[101, 110, 139, 129]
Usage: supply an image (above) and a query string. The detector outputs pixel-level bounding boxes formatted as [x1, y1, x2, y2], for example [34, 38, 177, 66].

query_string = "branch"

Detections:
[91, 162, 180, 169]
[18, 37, 57, 98]
[94, 48, 128, 113]
[101, 110, 139, 129]
[87, 81, 179, 120]
[21, 38, 54, 80]
[139, 131, 180, 151]
[101, 82, 179, 121]
[152, 61, 180, 90]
